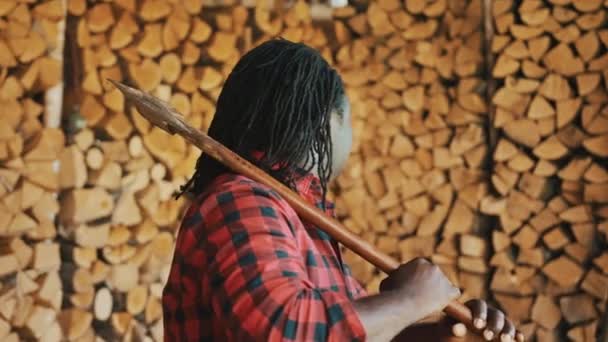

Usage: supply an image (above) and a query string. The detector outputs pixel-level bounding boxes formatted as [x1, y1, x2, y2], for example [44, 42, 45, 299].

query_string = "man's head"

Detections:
[181, 39, 352, 200]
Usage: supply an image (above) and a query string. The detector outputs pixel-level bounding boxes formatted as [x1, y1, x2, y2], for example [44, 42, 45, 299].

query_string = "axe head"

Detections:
[108, 79, 188, 136]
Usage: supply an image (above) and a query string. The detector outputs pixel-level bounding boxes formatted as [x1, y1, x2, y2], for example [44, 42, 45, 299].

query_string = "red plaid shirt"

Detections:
[162, 170, 367, 341]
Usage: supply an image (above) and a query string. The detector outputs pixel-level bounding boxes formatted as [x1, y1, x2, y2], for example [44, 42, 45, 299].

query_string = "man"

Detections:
[163, 39, 518, 341]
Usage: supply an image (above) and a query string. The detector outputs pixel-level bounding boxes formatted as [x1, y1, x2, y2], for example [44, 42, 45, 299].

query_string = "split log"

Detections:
[57, 309, 93, 340]
[94, 287, 112, 321]
[542, 256, 584, 288]
[60, 188, 114, 225]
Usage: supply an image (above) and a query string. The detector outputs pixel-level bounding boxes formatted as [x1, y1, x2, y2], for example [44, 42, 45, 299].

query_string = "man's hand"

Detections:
[380, 258, 461, 318]
[352, 258, 460, 341]
[378, 260, 523, 342]
[449, 299, 523, 342]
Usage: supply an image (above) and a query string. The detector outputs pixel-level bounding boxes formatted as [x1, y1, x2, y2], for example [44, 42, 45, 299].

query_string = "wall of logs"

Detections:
[0, 0, 606, 340]
[0, 0, 67, 340]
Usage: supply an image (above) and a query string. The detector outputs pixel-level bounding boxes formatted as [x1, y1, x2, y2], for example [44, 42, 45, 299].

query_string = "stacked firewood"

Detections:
[334, 0, 608, 339]
[2, 0, 602, 340]
[0, 0, 66, 340]
[331, 0, 492, 306]
[480, 0, 608, 339]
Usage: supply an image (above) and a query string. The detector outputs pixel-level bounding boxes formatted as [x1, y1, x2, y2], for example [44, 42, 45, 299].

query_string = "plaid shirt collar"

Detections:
[248, 151, 335, 215]
[293, 168, 335, 213]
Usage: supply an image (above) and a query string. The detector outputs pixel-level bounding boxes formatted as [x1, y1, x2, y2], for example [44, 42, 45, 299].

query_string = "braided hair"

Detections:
[178, 38, 346, 206]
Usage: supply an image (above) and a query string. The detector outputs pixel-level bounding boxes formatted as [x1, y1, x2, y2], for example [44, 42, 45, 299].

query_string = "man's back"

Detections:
[162, 171, 366, 341]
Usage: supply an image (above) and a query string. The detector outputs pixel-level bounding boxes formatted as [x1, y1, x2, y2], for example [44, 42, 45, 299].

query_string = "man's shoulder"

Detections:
[198, 173, 289, 210]
[180, 173, 300, 238]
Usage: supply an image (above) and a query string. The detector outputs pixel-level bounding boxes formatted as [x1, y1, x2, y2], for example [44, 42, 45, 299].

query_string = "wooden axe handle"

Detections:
[110, 79, 521, 340]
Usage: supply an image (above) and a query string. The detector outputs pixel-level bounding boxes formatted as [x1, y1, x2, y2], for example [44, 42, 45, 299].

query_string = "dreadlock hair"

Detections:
[178, 38, 346, 208]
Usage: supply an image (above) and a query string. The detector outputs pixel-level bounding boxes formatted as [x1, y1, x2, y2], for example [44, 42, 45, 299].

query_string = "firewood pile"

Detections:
[0, 0, 66, 340]
[483, 0, 608, 339]
[335, 0, 608, 340]
[0, 0, 606, 340]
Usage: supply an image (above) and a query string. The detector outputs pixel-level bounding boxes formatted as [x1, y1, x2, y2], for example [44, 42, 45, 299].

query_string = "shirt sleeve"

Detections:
[200, 182, 366, 341]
